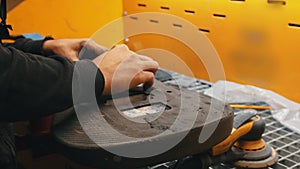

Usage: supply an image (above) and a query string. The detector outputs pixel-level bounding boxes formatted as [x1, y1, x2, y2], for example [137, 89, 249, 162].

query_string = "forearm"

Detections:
[3, 37, 54, 56]
[0, 46, 105, 122]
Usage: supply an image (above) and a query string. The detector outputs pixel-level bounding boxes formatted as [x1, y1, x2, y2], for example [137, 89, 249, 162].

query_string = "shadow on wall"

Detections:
[7, 0, 24, 11]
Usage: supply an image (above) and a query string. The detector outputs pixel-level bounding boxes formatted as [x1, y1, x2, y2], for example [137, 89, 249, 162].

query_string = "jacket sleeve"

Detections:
[0, 45, 105, 122]
[3, 37, 54, 56]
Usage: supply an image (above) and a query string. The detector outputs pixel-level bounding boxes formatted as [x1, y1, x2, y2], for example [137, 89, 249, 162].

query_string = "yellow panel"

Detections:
[7, 0, 300, 102]
[127, 34, 209, 80]
[123, 0, 300, 103]
[7, 0, 123, 38]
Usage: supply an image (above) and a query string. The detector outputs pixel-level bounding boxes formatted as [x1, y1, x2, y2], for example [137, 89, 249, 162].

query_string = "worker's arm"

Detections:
[0, 45, 105, 122]
[0, 43, 158, 122]
[4, 38, 107, 61]
[3, 37, 54, 56]
[42, 38, 108, 61]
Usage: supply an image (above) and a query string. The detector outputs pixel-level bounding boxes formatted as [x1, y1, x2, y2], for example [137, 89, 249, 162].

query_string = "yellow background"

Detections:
[7, 0, 123, 38]
[7, 0, 300, 103]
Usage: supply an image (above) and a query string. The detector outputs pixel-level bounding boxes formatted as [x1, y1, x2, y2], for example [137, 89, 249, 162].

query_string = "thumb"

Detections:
[136, 71, 155, 90]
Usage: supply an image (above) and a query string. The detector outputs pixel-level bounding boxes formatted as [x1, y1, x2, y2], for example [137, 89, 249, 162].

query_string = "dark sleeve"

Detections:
[0, 45, 105, 122]
[3, 37, 54, 56]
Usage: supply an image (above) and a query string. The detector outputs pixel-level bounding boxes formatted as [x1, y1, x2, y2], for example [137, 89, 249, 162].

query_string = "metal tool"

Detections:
[173, 111, 278, 169]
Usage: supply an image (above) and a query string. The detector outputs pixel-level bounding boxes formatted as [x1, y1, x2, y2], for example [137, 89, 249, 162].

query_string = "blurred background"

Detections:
[6, 1, 300, 169]
[8, 0, 300, 103]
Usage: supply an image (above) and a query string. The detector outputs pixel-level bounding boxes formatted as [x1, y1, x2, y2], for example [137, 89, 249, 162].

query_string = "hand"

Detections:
[93, 44, 159, 95]
[43, 38, 107, 61]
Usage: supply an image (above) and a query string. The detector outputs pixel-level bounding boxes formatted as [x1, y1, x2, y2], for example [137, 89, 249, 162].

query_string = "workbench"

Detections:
[141, 70, 300, 169]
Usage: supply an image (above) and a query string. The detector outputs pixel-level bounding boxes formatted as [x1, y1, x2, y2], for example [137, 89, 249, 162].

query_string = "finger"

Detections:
[143, 72, 155, 90]
[133, 71, 155, 90]
[140, 61, 159, 74]
[143, 79, 154, 91]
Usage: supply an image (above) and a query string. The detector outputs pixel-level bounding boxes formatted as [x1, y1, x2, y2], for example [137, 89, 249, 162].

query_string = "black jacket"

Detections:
[0, 38, 105, 122]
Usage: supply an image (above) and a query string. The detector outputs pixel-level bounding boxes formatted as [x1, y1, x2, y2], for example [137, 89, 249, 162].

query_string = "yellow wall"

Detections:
[7, 0, 123, 38]
[7, 0, 300, 103]
[123, 0, 300, 103]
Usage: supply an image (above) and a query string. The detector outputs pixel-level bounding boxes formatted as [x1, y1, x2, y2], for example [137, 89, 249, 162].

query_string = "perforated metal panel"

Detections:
[122, 0, 300, 103]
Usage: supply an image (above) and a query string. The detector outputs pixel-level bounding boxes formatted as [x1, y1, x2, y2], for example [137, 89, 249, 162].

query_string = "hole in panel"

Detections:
[199, 28, 210, 33]
[184, 10, 195, 14]
[289, 23, 300, 28]
[149, 19, 159, 23]
[173, 23, 183, 28]
[160, 6, 170, 10]
[137, 3, 147, 7]
[213, 13, 226, 18]
[130, 16, 138, 20]
[267, 0, 286, 5]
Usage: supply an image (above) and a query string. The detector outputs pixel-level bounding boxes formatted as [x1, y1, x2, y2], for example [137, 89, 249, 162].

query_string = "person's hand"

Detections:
[93, 44, 159, 95]
[43, 38, 107, 61]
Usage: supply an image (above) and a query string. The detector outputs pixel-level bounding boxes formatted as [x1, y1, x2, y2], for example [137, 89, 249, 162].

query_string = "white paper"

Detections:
[204, 80, 300, 134]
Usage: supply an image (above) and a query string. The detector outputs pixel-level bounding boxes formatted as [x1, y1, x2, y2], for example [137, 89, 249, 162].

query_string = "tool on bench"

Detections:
[210, 110, 278, 168]
[50, 79, 278, 169]
[51, 80, 234, 169]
